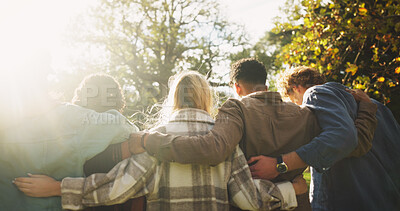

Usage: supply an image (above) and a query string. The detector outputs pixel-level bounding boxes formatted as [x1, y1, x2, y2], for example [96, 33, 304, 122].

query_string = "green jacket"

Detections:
[0, 103, 137, 211]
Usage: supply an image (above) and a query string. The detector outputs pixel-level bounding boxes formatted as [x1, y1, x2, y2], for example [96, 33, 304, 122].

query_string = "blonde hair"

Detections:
[278, 66, 326, 98]
[159, 71, 213, 121]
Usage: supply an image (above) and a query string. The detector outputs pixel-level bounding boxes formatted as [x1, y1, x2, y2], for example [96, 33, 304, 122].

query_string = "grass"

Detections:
[303, 167, 311, 188]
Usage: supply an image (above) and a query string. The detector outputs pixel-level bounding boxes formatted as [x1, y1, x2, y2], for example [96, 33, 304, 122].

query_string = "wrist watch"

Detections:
[276, 155, 288, 174]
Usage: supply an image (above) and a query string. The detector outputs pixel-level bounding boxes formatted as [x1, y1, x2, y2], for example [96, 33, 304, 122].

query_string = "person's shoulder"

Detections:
[221, 97, 243, 108]
[306, 83, 335, 95]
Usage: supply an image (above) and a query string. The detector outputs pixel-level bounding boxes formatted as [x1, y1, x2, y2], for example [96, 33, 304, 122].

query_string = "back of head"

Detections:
[170, 71, 212, 113]
[72, 74, 125, 113]
[230, 58, 267, 87]
[278, 66, 326, 98]
[160, 71, 213, 119]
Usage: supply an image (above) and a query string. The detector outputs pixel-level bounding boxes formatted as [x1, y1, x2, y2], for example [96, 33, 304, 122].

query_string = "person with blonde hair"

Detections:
[15, 71, 306, 211]
[124, 59, 378, 211]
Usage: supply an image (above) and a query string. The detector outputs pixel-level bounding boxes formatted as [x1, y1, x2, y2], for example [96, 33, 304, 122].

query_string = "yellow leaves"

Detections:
[389, 82, 396, 87]
[395, 58, 400, 62]
[354, 84, 364, 89]
[358, 8, 368, 16]
[333, 48, 339, 54]
[345, 63, 358, 76]
[377, 77, 385, 82]
[327, 63, 333, 71]
[395, 67, 400, 74]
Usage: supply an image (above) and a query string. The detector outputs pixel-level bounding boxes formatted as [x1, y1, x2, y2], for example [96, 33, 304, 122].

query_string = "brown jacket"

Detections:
[145, 91, 377, 164]
[145, 92, 320, 168]
[143, 91, 377, 211]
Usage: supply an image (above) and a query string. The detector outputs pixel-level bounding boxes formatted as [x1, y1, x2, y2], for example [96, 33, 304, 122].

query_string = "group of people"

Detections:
[1, 58, 400, 211]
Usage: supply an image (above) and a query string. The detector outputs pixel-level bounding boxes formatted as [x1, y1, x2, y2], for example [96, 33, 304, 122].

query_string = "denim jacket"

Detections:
[296, 82, 400, 211]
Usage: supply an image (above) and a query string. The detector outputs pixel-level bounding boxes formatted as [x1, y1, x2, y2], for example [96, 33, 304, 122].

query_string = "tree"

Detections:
[249, 0, 400, 121]
[67, 0, 245, 114]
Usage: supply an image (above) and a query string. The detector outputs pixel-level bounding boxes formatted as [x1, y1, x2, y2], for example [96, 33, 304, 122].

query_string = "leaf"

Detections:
[395, 67, 400, 74]
[377, 77, 385, 82]
[345, 63, 358, 76]
[358, 8, 367, 16]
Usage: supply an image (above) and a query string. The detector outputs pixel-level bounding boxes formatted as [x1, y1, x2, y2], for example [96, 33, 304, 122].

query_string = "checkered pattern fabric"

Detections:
[61, 108, 291, 211]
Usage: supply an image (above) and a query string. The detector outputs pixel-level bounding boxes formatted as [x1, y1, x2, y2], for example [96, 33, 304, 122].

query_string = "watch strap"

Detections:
[277, 155, 283, 164]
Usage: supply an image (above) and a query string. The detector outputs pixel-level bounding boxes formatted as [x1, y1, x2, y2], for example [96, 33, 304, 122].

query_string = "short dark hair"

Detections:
[230, 58, 267, 85]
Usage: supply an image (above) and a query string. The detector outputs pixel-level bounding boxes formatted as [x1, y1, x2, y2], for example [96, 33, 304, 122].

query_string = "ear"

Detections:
[234, 83, 241, 96]
[292, 85, 300, 94]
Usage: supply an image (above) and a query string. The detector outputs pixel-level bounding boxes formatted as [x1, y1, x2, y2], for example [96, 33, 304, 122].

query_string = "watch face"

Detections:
[277, 163, 288, 173]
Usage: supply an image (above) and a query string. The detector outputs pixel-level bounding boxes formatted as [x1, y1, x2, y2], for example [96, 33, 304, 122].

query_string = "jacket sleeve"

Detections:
[76, 109, 138, 162]
[145, 99, 245, 165]
[348, 101, 378, 157]
[61, 153, 157, 210]
[295, 88, 358, 172]
[228, 146, 297, 210]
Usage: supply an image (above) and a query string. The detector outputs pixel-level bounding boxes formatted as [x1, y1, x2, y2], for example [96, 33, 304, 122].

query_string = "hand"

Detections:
[346, 89, 371, 103]
[248, 155, 279, 180]
[292, 174, 307, 195]
[13, 174, 61, 197]
[128, 132, 147, 154]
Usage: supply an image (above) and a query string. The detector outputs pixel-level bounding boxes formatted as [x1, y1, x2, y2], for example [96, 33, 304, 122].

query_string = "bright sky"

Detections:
[0, 0, 284, 74]
[220, 0, 285, 43]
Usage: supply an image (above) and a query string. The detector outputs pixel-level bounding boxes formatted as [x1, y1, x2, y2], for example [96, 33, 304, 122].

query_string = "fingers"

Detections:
[13, 177, 34, 184]
[13, 179, 33, 190]
[249, 160, 262, 172]
[247, 155, 262, 164]
[28, 174, 49, 178]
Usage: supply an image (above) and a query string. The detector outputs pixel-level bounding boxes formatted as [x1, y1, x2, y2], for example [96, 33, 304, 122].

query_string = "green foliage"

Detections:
[66, 0, 245, 116]
[232, 0, 399, 121]
[271, 0, 400, 106]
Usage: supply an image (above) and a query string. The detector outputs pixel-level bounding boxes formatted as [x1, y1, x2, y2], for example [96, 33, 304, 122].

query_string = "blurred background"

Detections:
[1, 0, 399, 126]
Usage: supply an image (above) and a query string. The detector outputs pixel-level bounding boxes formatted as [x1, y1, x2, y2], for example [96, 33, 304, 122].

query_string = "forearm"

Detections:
[348, 101, 378, 157]
[61, 153, 157, 210]
[84, 143, 128, 175]
[299, 90, 358, 171]
[145, 130, 239, 165]
[283, 151, 307, 171]
[141, 100, 245, 165]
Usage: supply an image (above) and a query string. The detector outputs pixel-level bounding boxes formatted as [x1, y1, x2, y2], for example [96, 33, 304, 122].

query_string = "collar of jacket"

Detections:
[169, 108, 214, 125]
[244, 91, 283, 103]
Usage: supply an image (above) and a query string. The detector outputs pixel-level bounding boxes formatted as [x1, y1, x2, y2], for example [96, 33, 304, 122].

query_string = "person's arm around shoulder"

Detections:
[295, 86, 358, 172]
[347, 89, 378, 157]
[129, 99, 246, 165]
[14, 153, 157, 210]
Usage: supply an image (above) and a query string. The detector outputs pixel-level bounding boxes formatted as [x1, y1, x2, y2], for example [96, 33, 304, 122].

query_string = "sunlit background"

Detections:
[0, 0, 285, 120]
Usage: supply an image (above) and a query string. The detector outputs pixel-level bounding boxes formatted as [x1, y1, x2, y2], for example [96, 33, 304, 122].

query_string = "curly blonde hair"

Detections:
[278, 66, 326, 98]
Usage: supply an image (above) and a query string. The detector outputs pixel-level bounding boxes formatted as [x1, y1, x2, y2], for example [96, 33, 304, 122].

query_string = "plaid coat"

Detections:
[61, 108, 297, 211]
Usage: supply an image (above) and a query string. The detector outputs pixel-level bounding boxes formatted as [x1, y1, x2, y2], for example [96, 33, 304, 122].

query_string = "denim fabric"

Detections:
[0, 103, 137, 211]
[297, 82, 400, 210]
